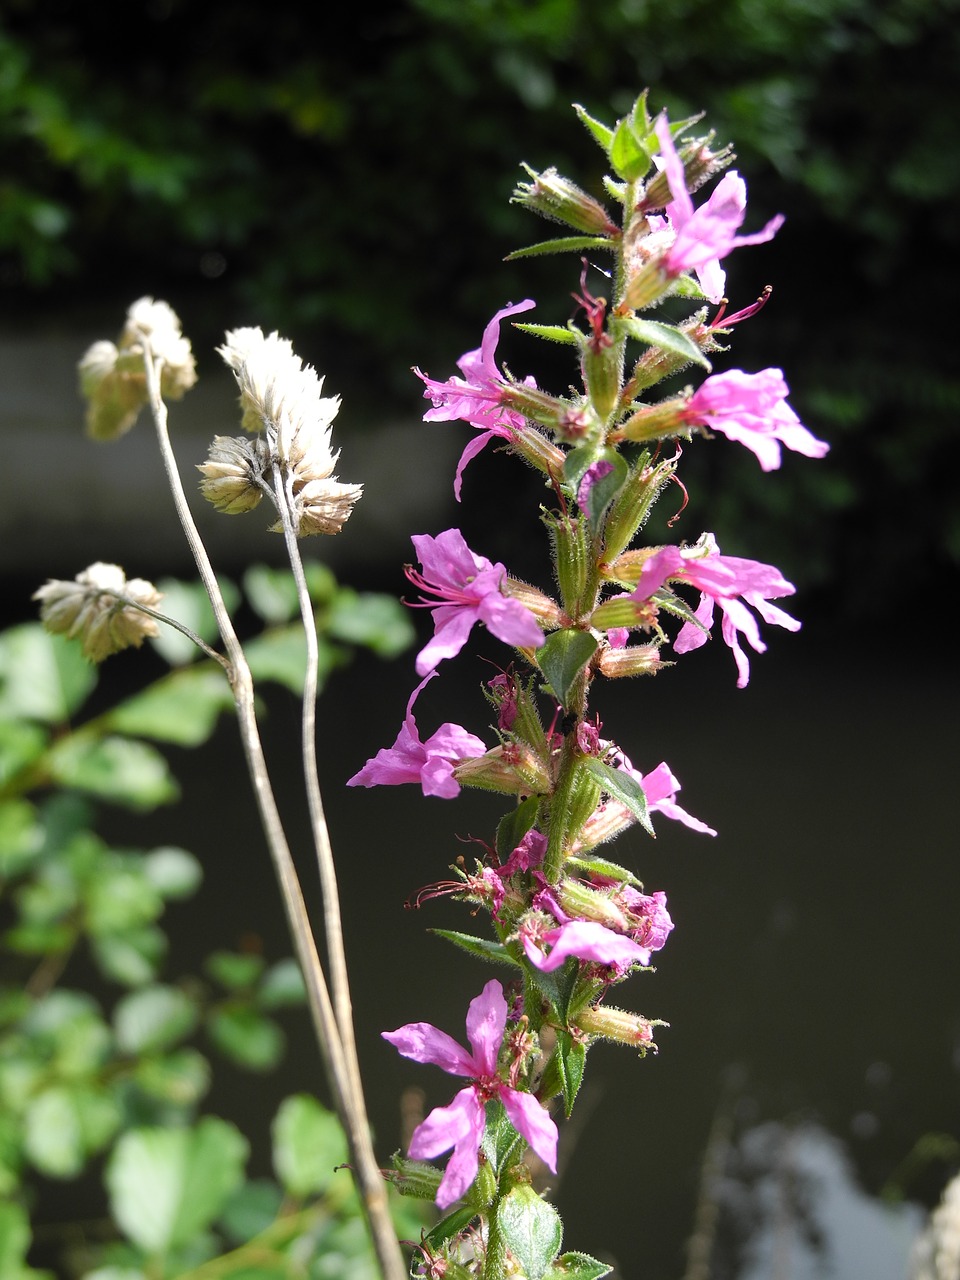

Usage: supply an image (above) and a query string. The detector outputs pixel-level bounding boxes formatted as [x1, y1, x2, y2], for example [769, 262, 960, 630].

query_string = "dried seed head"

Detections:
[197, 435, 266, 514]
[34, 562, 163, 662]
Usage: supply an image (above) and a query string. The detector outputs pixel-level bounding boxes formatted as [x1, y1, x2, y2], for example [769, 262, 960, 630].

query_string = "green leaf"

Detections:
[24, 1086, 85, 1177]
[48, 735, 178, 809]
[512, 323, 580, 346]
[243, 564, 299, 624]
[243, 625, 312, 694]
[0, 624, 98, 723]
[565, 854, 640, 887]
[0, 1201, 49, 1278]
[0, 800, 44, 878]
[207, 1006, 284, 1071]
[617, 317, 710, 369]
[272, 1094, 347, 1198]
[114, 985, 199, 1055]
[430, 930, 519, 968]
[92, 925, 166, 986]
[218, 1177, 284, 1245]
[555, 1030, 586, 1117]
[83, 860, 163, 933]
[424, 1205, 480, 1251]
[133, 1049, 211, 1107]
[105, 666, 234, 746]
[544, 1251, 613, 1280]
[572, 103, 613, 152]
[205, 951, 266, 991]
[609, 117, 650, 182]
[256, 959, 307, 1010]
[149, 577, 239, 667]
[536, 630, 598, 709]
[82, 1269, 149, 1280]
[142, 846, 203, 900]
[106, 1118, 248, 1254]
[581, 757, 653, 836]
[495, 796, 540, 861]
[506, 234, 613, 260]
[0, 719, 49, 789]
[580, 453, 630, 534]
[496, 1185, 563, 1280]
[325, 589, 415, 658]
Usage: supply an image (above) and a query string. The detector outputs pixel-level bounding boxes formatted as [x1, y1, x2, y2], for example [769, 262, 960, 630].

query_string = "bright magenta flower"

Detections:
[520, 917, 655, 973]
[686, 369, 829, 471]
[415, 300, 536, 498]
[383, 980, 558, 1209]
[407, 529, 544, 676]
[624, 757, 718, 837]
[347, 673, 485, 798]
[654, 115, 783, 302]
[630, 534, 800, 687]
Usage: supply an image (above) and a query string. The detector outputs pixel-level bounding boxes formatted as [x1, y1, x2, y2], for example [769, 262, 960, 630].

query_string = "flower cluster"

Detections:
[200, 327, 362, 538]
[351, 95, 827, 1271]
[33, 562, 162, 662]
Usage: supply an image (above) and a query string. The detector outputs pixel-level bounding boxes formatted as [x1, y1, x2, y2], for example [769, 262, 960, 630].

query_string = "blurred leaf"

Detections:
[104, 667, 234, 746]
[132, 1048, 211, 1108]
[83, 860, 163, 934]
[243, 564, 299, 624]
[218, 1177, 284, 1245]
[0, 800, 44, 878]
[92, 925, 166, 987]
[142, 846, 203, 900]
[272, 1093, 347, 1199]
[48, 735, 178, 809]
[114, 986, 199, 1055]
[243, 625, 308, 693]
[205, 951, 266, 991]
[207, 1006, 284, 1071]
[0, 625, 97, 723]
[148, 578, 239, 667]
[256, 959, 306, 1010]
[324, 590, 415, 658]
[0, 1200, 55, 1279]
[106, 1118, 248, 1254]
[303, 560, 338, 605]
[0, 719, 49, 789]
[24, 1086, 84, 1177]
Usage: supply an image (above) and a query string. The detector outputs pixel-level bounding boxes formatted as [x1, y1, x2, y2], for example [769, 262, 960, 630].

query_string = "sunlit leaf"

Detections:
[114, 985, 199, 1054]
[48, 735, 178, 809]
[0, 624, 97, 723]
[496, 1185, 563, 1280]
[104, 666, 233, 746]
[207, 1006, 284, 1071]
[272, 1094, 348, 1198]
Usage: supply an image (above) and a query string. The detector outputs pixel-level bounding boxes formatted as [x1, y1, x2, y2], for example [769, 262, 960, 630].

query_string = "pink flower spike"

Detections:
[654, 115, 783, 303]
[347, 672, 485, 798]
[686, 369, 829, 471]
[407, 529, 544, 676]
[522, 918, 655, 972]
[415, 300, 537, 499]
[383, 980, 558, 1209]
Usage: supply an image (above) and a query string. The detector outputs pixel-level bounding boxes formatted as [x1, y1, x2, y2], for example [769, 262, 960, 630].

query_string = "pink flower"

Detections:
[686, 369, 829, 471]
[407, 529, 544, 676]
[347, 673, 485, 798]
[625, 757, 718, 837]
[415, 300, 537, 498]
[383, 980, 558, 1209]
[654, 116, 783, 303]
[631, 534, 799, 688]
[520, 917, 655, 973]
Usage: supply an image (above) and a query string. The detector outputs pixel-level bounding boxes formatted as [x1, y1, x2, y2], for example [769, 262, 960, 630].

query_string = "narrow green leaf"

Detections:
[114, 985, 199, 1055]
[495, 796, 540, 861]
[430, 930, 519, 968]
[106, 1118, 248, 1254]
[617, 316, 710, 368]
[536, 630, 598, 710]
[105, 667, 233, 746]
[582, 454, 630, 534]
[545, 1251, 613, 1280]
[0, 624, 98, 723]
[566, 854, 641, 887]
[555, 1030, 586, 1117]
[49, 735, 178, 809]
[572, 103, 613, 152]
[424, 1205, 480, 1250]
[581, 757, 653, 835]
[506, 235, 614, 260]
[512, 323, 580, 346]
[272, 1094, 347, 1198]
[496, 1185, 563, 1280]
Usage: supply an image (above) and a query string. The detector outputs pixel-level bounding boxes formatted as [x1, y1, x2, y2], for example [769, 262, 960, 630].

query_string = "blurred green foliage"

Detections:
[0, 571, 418, 1276]
[1, 0, 957, 613]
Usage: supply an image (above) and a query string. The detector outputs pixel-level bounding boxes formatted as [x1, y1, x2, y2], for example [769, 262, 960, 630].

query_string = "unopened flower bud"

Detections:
[556, 878, 629, 932]
[639, 136, 733, 212]
[575, 1003, 660, 1052]
[602, 456, 677, 560]
[34, 562, 162, 662]
[454, 744, 552, 797]
[503, 579, 563, 630]
[198, 435, 265, 514]
[513, 164, 618, 236]
[597, 642, 663, 679]
[617, 396, 688, 444]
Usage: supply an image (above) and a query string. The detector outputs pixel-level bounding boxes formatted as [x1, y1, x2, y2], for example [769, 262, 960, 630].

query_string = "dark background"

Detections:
[2, 2, 959, 1277]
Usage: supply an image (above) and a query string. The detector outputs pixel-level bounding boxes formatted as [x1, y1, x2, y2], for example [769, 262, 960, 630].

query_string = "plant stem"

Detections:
[139, 344, 405, 1280]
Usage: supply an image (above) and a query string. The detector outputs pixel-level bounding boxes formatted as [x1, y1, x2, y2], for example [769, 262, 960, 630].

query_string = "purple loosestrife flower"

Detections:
[415, 300, 536, 498]
[347, 673, 485, 798]
[407, 529, 544, 676]
[624, 757, 718, 837]
[685, 369, 829, 471]
[521, 917, 656, 973]
[630, 534, 800, 688]
[383, 980, 558, 1210]
[654, 116, 783, 303]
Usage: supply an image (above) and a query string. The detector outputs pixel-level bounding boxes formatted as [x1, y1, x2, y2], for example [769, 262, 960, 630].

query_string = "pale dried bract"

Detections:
[34, 562, 163, 662]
